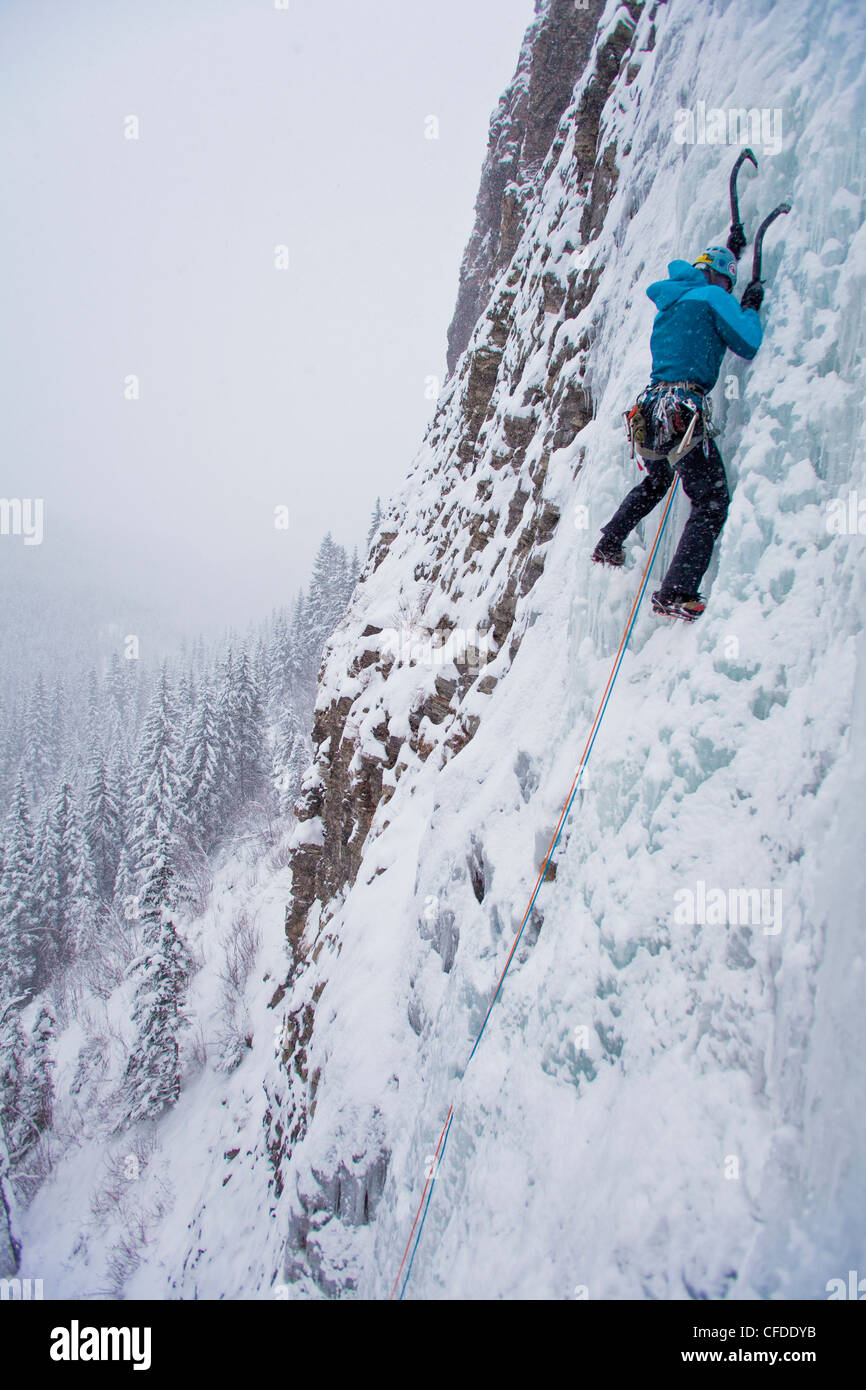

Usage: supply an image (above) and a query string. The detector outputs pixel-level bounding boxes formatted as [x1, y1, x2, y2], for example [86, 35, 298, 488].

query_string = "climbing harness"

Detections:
[624, 379, 718, 470]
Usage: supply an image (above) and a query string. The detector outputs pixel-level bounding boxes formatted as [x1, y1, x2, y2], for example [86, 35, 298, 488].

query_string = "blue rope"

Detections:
[398, 1109, 455, 1300]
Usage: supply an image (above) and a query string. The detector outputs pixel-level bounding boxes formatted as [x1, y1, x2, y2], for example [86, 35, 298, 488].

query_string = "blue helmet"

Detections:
[693, 246, 738, 287]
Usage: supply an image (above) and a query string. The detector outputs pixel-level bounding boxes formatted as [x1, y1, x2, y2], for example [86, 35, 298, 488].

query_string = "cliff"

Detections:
[268, 0, 866, 1299]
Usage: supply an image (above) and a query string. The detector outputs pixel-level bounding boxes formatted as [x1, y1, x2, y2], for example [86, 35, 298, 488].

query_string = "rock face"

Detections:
[262, 0, 866, 1301]
[285, 0, 642, 961]
[446, 0, 601, 377]
[271, 0, 647, 1295]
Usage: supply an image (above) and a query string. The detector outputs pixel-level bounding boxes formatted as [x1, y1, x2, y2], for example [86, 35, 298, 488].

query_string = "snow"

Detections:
[13, 0, 866, 1301]
[290, 816, 324, 849]
[309, 0, 865, 1300]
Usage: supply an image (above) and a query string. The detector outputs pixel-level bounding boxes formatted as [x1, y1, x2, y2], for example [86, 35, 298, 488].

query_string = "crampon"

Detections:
[651, 590, 706, 622]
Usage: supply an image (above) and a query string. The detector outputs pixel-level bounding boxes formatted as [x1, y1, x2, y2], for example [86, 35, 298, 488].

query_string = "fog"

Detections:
[0, 0, 535, 679]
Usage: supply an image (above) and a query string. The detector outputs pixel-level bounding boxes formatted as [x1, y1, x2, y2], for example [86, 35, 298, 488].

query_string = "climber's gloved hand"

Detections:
[726, 222, 747, 259]
[741, 279, 764, 311]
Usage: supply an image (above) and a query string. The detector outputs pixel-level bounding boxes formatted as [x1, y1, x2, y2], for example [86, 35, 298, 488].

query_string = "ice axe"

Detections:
[752, 201, 792, 282]
[727, 148, 758, 258]
[730, 148, 758, 234]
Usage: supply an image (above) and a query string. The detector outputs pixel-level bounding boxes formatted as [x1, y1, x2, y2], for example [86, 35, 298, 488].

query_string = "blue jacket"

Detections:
[647, 261, 762, 391]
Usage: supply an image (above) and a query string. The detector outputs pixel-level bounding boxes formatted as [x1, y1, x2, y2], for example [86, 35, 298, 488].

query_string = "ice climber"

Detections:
[592, 240, 764, 621]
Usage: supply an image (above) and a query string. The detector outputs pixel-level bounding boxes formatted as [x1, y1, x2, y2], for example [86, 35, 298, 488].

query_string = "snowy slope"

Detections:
[15, 837, 295, 1299]
[267, 0, 866, 1300]
[15, 0, 866, 1301]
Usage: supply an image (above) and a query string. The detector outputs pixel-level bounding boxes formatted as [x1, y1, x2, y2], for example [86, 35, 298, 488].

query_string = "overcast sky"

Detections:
[0, 0, 535, 668]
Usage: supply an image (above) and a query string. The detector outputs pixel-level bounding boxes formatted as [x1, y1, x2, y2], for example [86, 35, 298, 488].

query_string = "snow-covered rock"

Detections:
[271, 0, 866, 1299]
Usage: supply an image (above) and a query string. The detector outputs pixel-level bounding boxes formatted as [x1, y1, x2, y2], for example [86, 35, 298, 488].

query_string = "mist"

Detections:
[0, 0, 535, 683]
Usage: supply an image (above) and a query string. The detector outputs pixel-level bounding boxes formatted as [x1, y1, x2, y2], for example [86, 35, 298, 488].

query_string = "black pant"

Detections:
[601, 438, 730, 599]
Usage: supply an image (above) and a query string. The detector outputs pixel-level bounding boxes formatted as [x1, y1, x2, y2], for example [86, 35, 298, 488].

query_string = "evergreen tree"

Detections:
[192, 635, 207, 680]
[181, 689, 222, 852]
[22, 673, 53, 798]
[83, 754, 122, 901]
[213, 650, 239, 820]
[267, 612, 293, 714]
[272, 708, 310, 816]
[253, 636, 271, 718]
[230, 649, 269, 806]
[24, 1003, 55, 1137]
[334, 545, 351, 613]
[175, 669, 196, 729]
[119, 916, 191, 1127]
[0, 776, 40, 1000]
[49, 679, 67, 775]
[108, 751, 137, 912]
[288, 593, 307, 705]
[137, 826, 176, 927]
[103, 653, 128, 752]
[121, 670, 189, 919]
[0, 1002, 53, 1168]
[366, 496, 382, 553]
[0, 698, 19, 808]
[68, 826, 102, 956]
[34, 781, 94, 974]
[0, 1140, 18, 1276]
[83, 667, 102, 753]
[301, 534, 351, 690]
[0, 1008, 29, 1164]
